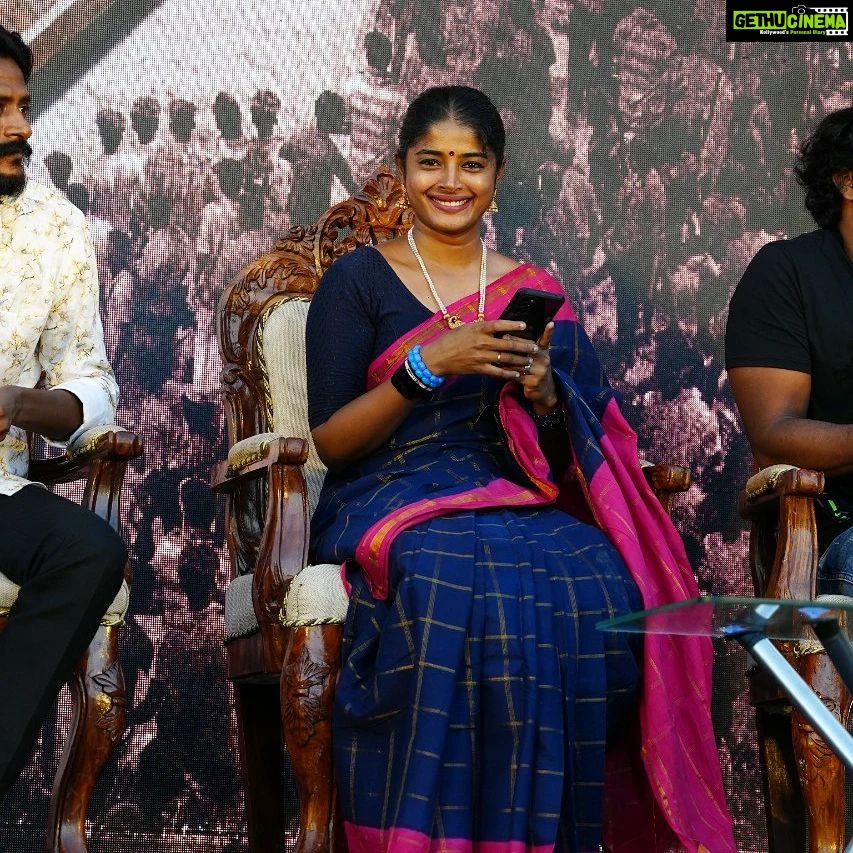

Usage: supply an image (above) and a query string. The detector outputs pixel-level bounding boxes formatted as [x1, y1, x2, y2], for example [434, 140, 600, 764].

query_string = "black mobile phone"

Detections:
[498, 288, 565, 341]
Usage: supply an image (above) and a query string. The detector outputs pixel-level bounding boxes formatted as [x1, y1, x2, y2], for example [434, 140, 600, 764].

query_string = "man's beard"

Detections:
[0, 140, 32, 198]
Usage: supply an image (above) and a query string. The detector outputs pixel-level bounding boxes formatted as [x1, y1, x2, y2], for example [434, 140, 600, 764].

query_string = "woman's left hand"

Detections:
[505, 322, 559, 414]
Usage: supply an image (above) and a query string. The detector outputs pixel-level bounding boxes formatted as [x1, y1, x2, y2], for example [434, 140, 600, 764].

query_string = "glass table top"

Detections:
[597, 595, 853, 640]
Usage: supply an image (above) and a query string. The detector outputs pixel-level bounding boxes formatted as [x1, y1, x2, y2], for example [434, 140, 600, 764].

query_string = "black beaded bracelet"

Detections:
[391, 363, 434, 401]
[530, 405, 564, 430]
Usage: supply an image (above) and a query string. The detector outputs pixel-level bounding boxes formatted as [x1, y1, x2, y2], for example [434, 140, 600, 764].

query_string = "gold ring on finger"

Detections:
[496, 352, 502, 363]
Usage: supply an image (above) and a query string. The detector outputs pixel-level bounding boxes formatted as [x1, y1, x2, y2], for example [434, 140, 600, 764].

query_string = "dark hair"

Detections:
[396, 86, 505, 166]
[131, 95, 160, 117]
[215, 157, 244, 199]
[179, 476, 215, 531]
[66, 182, 89, 213]
[315, 90, 347, 134]
[44, 151, 72, 185]
[96, 108, 125, 153]
[214, 91, 242, 138]
[364, 30, 392, 72]
[96, 107, 125, 130]
[214, 91, 239, 116]
[169, 98, 196, 118]
[177, 543, 219, 611]
[107, 228, 133, 264]
[794, 106, 853, 229]
[147, 191, 171, 229]
[130, 96, 160, 144]
[0, 26, 33, 82]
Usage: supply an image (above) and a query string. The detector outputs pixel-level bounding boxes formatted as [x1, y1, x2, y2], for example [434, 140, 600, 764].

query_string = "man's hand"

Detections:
[0, 386, 21, 441]
[0, 386, 83, 442]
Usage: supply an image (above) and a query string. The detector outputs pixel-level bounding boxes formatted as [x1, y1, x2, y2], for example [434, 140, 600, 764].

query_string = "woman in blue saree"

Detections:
[305, 86, 734, 853]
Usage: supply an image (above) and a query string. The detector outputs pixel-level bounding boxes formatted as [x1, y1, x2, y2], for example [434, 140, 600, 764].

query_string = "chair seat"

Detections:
[224, 563, 347, 643]
[0, 573, 130, 627]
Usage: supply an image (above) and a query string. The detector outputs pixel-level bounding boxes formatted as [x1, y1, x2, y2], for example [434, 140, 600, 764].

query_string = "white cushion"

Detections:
[281, 563, 348, 627]
[0, 572, 129, 627]
[223, 298, 348, 641]
[262, 297, 327, 517]
[225, 563, 348, 639]
[224, 573, 259, 641]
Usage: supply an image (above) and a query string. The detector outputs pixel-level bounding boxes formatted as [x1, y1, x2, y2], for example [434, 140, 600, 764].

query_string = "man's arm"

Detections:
[728, 365, 853, 476]
[35, 209, 118, 444]
[0, 387, 83, 441]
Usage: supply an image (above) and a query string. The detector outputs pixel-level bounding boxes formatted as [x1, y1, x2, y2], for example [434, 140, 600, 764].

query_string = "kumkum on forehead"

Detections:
[413, 147, 488, 159]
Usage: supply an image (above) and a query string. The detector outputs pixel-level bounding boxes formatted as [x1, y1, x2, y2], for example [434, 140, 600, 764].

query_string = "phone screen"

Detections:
[498, 288, 565, 341]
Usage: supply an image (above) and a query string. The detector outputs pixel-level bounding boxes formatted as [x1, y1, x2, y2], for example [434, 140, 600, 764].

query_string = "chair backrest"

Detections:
[217, 167, 411, 574]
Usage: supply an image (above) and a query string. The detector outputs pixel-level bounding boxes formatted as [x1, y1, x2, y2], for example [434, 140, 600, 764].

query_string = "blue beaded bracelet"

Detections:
[407, 345, 444, 389]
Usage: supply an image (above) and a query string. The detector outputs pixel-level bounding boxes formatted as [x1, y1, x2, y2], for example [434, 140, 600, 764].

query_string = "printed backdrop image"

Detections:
[2, 0, 852, 850]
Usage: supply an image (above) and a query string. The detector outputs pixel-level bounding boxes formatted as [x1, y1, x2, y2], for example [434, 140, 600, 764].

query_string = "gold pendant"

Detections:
[445, 314, 464, 329]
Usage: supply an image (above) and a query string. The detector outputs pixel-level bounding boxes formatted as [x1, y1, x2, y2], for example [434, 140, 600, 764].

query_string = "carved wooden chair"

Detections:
[211, 167, 694, 853]
[0, 424, 142, 853]
[739, 463, 851, 853]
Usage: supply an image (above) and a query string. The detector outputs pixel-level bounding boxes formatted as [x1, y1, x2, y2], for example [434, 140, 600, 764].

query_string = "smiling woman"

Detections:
[303, 85, 736, 853]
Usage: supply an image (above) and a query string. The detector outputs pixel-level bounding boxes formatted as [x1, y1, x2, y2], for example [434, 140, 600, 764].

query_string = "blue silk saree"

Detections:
[305, 248, 735, 853]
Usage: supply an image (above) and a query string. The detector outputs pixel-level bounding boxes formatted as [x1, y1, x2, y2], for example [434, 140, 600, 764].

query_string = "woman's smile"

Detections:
[427, 195, 473, 213]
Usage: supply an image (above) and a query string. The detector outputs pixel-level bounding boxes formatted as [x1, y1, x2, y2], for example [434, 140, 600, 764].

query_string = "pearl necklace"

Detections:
[407, 228, 487, 328]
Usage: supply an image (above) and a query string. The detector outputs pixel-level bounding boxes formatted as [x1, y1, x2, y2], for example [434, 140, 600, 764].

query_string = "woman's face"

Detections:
[400, 118, 501, 241]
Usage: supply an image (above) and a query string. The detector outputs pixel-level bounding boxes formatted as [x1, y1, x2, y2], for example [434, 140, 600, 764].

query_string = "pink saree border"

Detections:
[356, 265, 568, 599]
[345, 822, 573, 853]
[366, 263, 576, 389]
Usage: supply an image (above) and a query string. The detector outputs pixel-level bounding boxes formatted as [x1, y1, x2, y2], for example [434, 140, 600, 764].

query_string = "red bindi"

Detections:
[448, 151, 454, 156]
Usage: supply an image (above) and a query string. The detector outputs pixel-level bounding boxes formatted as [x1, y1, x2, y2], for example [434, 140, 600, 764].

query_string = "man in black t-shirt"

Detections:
[725, 106, 853, 594]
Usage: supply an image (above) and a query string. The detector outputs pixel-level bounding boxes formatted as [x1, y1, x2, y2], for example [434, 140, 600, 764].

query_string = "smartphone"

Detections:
[498, 288, 565, 341]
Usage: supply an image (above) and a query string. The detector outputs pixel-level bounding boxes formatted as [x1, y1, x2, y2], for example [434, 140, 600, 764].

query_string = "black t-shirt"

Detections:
[725, 228, 853, 548]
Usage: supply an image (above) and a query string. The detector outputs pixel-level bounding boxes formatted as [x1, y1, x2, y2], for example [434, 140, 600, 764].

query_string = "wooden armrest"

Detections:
[738, 466, 824, 601]
[738, 466, 824, 522]
[211, 436, 309, 493]
[642, 462, 690, 514]
[642, 462, 690, 494]
[213, 436, 312, 672]
[29, 428, 143, 485]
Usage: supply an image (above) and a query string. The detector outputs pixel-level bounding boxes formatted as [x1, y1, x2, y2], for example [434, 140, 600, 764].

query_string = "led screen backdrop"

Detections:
[2, 1, 852, 850]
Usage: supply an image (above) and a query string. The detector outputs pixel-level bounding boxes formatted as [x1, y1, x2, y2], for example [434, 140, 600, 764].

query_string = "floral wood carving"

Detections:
[282, 645, 332, 747]
[93, 660, 127, 742]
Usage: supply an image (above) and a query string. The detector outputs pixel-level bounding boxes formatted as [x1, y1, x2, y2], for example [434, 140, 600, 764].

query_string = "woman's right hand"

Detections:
[419, 320, 540, 381]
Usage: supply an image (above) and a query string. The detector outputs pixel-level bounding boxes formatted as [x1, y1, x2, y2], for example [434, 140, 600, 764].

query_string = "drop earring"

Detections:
[488, 193, 498, 213]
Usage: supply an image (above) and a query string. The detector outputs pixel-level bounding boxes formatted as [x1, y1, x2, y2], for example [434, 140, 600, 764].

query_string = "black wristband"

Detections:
[530, 405, 564, 430]
[391, 363, 433, 401]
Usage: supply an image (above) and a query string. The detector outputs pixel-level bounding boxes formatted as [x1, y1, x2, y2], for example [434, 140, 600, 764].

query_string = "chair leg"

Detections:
[754, 701, 808, 853]
[232, 680, 288, 853]
[281, 623, 343, 853]
[45, 623, 126, 853]
[792, 650, 850, 853]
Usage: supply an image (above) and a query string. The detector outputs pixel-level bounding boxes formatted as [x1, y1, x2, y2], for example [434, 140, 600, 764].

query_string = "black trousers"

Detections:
[0, 485, 126, 799]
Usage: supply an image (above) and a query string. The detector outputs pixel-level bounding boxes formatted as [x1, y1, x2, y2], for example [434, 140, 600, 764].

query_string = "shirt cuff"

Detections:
[49, 378, 117, 446]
